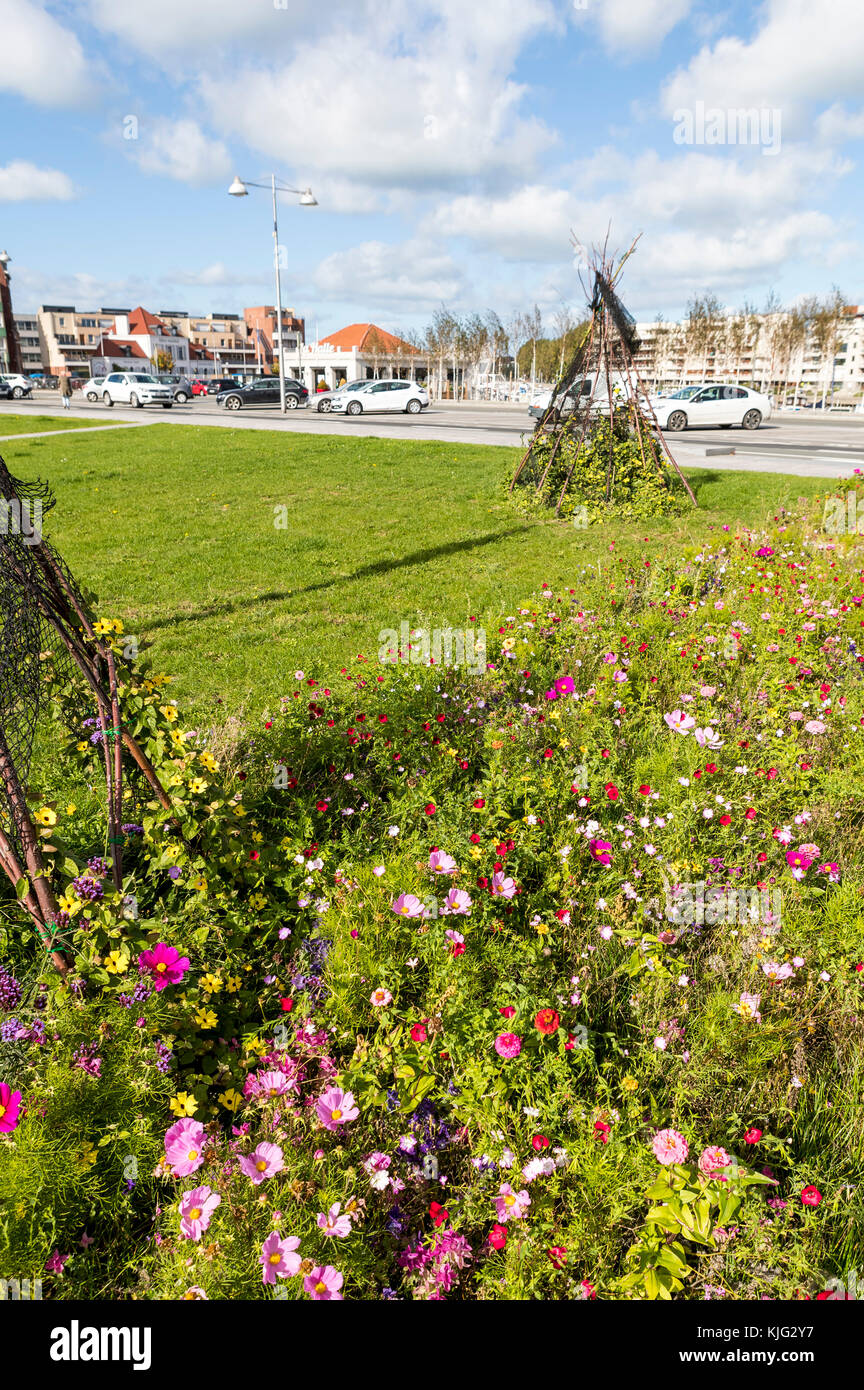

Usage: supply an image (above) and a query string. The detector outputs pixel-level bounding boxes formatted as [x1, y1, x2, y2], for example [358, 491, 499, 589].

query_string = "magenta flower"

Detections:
[304, 1265, 344, 1300]
[441, 888, 472, 916]
[494, 1032, 522, 1059]
[491, 871, 516, 899]
[239, 1142, 284, 1185]
[391, 893, 428, 918]
[316, 1202, 352, 1238]
[652, 1128, 689, 1165]
[164, 1118, 207, 1176]
[248, 1068, 297, 1099]
[138, 942, 190, 991]
[260, 1231, 302, 1285]
[179, 1185, 221, 1240]
[0, 1083, 22, 1133]
[554, 676, 575, 695]
[786, 847, 816, 871]
[317, 1085, 359, 1131]
[494, 1183, 531, 1222]
[588, 838, 612, 866]
[44, 1250, 70, 1275]
[428, 850, 457, 875]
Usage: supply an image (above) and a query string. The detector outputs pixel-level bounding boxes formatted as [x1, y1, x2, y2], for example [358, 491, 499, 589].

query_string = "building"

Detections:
[243, 306, 305, 376]
[294, 322, 424, 393]
[159, 311, 253, 375]
[633, 304, 864, 405]
[37, 305, 121, 376]
[0, 252, 22, 374]
[13, 314, 44, 375]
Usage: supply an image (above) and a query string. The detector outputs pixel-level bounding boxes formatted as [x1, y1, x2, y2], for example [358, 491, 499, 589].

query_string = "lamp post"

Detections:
[228, 175, 317, 414]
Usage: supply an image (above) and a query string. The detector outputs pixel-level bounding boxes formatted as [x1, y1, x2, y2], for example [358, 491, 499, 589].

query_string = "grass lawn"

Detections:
[0, 423, 833, 716]
[0, 412, 118, 436]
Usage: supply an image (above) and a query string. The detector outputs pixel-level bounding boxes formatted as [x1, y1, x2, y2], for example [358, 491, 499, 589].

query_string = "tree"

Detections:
[685, 293, 725, 381]
[552, 302, 577, 375]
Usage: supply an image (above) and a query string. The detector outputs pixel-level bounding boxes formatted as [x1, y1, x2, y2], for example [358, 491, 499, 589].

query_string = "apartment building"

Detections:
[244, 306, 305, 375]
[633, 305, 864, 404]
[37, 305, 120, 375]
[13, 314, 44, 374]
[159, 310, 253, 375]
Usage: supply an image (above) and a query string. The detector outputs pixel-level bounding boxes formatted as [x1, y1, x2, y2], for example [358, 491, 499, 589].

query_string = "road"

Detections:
[2, 391, 863, 478]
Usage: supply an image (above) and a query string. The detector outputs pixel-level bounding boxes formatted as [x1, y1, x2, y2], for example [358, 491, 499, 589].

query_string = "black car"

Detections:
[0, 381, 12, 400]
[216, 377, 309, 411]
[206, 377, 242, 395]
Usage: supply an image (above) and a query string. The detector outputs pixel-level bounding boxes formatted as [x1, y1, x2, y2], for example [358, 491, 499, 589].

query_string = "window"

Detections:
[694, 386, 723, 401]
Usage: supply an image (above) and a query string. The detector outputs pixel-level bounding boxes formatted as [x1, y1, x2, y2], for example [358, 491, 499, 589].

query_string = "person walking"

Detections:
[60, 374, 73, 410]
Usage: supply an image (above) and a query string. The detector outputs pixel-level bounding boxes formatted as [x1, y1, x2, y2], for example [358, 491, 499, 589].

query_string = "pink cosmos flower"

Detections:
[693, 726, 723, 749]
[786, 847, 815, 871]
[441, 887, 472, 916]
[490, 871, 516, 899]
[494, 1032, 522, 1059]
[239, 1142, 284, 1185]
[304, 1265, 344, 1300]
[698, 1146, 732, 1180]
[179, 1185, 221, 1240]
[247, 1068, 298, 1099]
[138, 942, 190, 991]
[734, 991, 762, 1023]
[652, 1129, 689, 1165]
[391, 893, 428, 918]
[588, 839, 612, 866]
[164, 1118, 207, 1176]
[260, 1231, 302, 1284]
[316, 1202, 352, 1238]
[555, 676, 575, 695]
[370, 987, 392, 1007]
[317, 1085, 359, 1131]
[494, 1183, 531, 1222]
[761, 960, 794, 982]
[0, 1083, 22, 1133]
[664, 710, 695, 734]
[428, 850, 457, 875]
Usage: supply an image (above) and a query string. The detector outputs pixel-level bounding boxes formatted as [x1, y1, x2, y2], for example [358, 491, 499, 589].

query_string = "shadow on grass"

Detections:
[146, 525, 534, 630]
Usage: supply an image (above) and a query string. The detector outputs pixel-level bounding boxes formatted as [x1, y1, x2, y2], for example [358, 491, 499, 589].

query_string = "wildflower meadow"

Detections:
[1, 455, 863, 1320]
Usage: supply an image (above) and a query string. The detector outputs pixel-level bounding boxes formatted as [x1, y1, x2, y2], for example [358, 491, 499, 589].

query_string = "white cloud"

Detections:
[578, 0, 694, 56]
[816, 105, 864, 144]
[312, 238, 466, 311]
[168, 262, 259, 288]
[0, 161, 76, 202]
[0, 0, 95, 106]
[661, 0, 864, 125]
[135, 119, 233, 186]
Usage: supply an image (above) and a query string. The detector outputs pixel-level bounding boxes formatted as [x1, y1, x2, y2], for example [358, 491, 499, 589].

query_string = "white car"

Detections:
[650, 383, 771, 431]
[0, 373, 33, 399]
[329, 380, 429, 415]
[100, 372, 174, 408]
[82, 376, 106, 402]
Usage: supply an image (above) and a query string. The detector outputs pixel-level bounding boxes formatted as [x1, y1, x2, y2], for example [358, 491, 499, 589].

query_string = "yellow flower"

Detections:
[202, 973, 223, 994]
[76, 741, 88, 752]
[218, 1088, 242, 1112]
[160, 705, 178, 723]
[66, 802, 77, 815]
[170, 728, 186, 746]
[232, 804, 247, 818]
[78, 1142, 98, 1169]
[621, 1076, 638, 1094]
[225, 975, 241, 993]
[93, 619, 113, 636]
[189, 778, 208, 794]
[169, 1091, 199, 1117]
[534, 922, 549, 935]
[249, 893, 267, 910]
[192, 876, 208, 893]
[104, 949, 130, 975]
[57, 890, 80, 915]
[195, 1009, 218, 1030]
[35, 807, 57, 827]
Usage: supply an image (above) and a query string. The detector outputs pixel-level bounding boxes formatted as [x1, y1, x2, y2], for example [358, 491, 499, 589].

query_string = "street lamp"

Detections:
[228, 175, 317, 414]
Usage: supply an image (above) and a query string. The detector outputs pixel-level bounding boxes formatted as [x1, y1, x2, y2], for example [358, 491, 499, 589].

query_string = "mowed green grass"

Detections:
[0, 412, 117, 436]
[0, 423, 832, 717]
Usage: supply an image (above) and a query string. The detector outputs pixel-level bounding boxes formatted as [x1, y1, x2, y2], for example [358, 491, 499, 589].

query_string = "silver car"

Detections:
[313, 379, 370, 413]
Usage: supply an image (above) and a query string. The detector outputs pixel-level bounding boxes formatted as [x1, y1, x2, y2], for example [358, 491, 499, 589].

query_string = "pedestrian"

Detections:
[60, 374, 73, 410]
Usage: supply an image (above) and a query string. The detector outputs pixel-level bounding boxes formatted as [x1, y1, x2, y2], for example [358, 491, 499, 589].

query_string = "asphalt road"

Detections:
[2, 391, 863, 478]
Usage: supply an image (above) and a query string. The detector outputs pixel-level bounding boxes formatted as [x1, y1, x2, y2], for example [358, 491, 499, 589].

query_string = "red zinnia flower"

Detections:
[801, 1185, 822, 1206]
[473, 798, 486, 809]
[638, 784, 651, 796]
[744, 1128, 762, 1144]
[531, 1134, 550, 1151]
[535, 1008, 560, 1035]
[605, 783, 619, 800]
[499, 1005, 516, 1019]
[489, 1223, 508, 1250]
[410, 1023, 427, 1043]
[280, 997, 293, 1012]
[424, 803, 436, 816]
[547, 1246, 567, 1269]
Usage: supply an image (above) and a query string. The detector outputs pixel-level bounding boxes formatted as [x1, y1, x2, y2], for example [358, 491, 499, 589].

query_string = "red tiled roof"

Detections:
[321, 323, 418, 354]
[128, 305, 166, 334]
[97, 338, 147, 358]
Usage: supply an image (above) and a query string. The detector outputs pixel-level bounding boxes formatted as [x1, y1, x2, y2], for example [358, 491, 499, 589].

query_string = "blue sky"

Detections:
[0, 0, 862, 340]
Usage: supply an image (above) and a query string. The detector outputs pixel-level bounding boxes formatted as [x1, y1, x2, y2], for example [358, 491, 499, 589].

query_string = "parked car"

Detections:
[531, 373, 650, 423]
[216, 377, 309, 410]
[207, 377, 242, 395]
[329, 380, 430, 415]
[0, 373, 34, 399]
[649, 383, 772, 431]
[314, 379, 371, 413]
[156, 374, 192, 403]
[82, 376, 106, 402]
[100, 373, 174, 408]
[0, 381, 13, 400]
[191, 379, 210, 396]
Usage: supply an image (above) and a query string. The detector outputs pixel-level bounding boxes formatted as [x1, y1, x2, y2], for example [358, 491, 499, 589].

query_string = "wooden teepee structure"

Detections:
[510, 234, 697, 515]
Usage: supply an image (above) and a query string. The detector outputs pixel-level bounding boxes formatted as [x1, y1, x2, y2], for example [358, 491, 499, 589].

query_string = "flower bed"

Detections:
[1, 505, 863, 1300]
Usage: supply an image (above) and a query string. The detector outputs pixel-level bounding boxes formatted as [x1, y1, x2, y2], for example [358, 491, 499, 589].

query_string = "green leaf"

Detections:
[15, 876, 30, 900]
